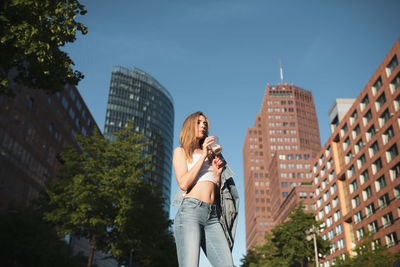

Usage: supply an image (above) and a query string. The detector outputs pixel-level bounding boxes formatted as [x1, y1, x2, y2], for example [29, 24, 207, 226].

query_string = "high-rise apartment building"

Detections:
[243, 84, 321, 250]
[104, 66, 174, 208]
[0, 84, 99, 212]
[312, 38, 400, 266]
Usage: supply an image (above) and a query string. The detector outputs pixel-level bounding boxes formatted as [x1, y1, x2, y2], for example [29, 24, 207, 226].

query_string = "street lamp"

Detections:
[306, 225, 319, 267]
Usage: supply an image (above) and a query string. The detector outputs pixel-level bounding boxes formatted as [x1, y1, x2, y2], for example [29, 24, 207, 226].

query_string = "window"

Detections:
[394, 184, 400, 199]
[354, 211, 362, 224]
[343, 137, 350, 150]
[389, 163, 400, 181]
[325, 203, 332, 214]
[352, 195, 360, 209]
[386, 55, 398, 77]
[68, 108, 75, 120]
[368, 220, 378, 233]
[360, 94, 369, 111]
[355, 139, 365, 154]
[363, 186, 373, 201]
[360, 169, 369, 185]
[363, 109, 373, 126]
[372, 158, 383, 175]
[338, 238, 345, 250]
[330, 183, 337, 194]
[336, 224, 343, 235]
[322, 179, 327, 189]
[350, 110, 358, 125]
[378, 193, 390, 209]
[375, 175, 386, 192]
[352, 124, 361, 139]
[365, 202, 375, 217]
[382, 126, 395, 145]
[328, 229, 335, 240]
[385, 232, 398, 248]
[382, 212, 393, 228]
[326, 216, 333, 227]
[350, 180, 358, 194]
[357, 154, 366, 169]
[366, 125, 376, 142]
[62, 96, 68, 109]
[333, 197, 339, 208]
[369, 141, 379, 158]
[334, 210, 341, 222]
[341, 123, 348, 137]
[379, 109, 391, 127]
[49, 122, 54, 133]
[372, 76, 383, 95]
[347, 165, 355, 178]
[345, 151, 353, 164]
[323, 191, 330, 201]
[375, 92, 386, 111]
[356, 228, 365, 241]
[282, 192, 288, 198]
[386, 144, 398, 162]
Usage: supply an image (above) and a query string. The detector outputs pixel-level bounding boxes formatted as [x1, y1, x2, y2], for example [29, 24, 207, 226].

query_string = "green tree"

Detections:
[335, 233, 400, 267]
[241, 203, 331, 267]
[0, 207, 88, 267]
[43, 122, 177, 267]
[0, 0, 87, 97]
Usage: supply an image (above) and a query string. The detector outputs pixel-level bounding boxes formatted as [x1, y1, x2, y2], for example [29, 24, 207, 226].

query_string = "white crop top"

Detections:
[187, 154, 216, 184]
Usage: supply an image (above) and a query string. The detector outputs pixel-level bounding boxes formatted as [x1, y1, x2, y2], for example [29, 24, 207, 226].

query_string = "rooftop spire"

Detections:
[280, 58, 284, 84]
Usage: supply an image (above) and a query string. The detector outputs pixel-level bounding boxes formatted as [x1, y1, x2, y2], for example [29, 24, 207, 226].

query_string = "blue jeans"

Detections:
[173, 197, 234, 267]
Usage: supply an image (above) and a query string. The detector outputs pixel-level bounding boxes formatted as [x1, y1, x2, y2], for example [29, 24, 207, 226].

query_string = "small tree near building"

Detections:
[43, 122, 177, 267]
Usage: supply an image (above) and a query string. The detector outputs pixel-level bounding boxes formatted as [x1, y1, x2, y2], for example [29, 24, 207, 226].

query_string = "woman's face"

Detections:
[196, 115, 208, 139]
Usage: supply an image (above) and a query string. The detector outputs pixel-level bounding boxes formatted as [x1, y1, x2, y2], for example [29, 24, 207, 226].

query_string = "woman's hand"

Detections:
[212, 156, 223, 186]
[202, 136, 216, 158]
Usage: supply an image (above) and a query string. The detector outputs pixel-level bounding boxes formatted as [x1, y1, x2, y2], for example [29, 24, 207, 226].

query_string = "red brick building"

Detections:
[243, 84, 321, 251]
[312, 38, 400, 266]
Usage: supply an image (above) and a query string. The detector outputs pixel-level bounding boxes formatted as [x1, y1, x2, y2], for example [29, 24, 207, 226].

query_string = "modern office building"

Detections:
[243, 84, 321, 250]
[312, 38, 400, 266]
[104, 66, 174, 208]
[0, 84, 98, 212]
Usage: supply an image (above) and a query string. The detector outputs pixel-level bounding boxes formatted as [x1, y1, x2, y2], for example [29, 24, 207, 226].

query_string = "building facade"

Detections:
[243, 84, 321, 251]
[312, 38, 400, 266]
[0, 84, 98, 211]
[104, 66, 174, 208]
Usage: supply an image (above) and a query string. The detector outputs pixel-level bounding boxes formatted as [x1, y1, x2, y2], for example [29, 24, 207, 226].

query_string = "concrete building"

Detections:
[312, 38, 400, 266]
[243, 84, 321, 251]
[104, 66, 174, 208]
[0, 84, 98, 211]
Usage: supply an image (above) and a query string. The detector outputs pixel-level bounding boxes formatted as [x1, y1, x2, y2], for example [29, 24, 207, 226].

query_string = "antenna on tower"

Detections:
[280, 58, 284, 84]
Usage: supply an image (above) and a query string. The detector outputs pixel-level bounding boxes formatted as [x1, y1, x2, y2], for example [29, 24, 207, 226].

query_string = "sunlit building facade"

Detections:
[243, 84, 321, 251]
[312, 38, 400, 266]
[104, 66, 174, 208]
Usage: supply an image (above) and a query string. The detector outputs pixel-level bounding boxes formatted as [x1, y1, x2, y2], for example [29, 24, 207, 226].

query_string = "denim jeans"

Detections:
[173, 197, 234, 267]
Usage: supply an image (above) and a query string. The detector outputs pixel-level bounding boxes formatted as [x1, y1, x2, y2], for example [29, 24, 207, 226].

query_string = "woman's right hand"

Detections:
[202, 136, 216, 158]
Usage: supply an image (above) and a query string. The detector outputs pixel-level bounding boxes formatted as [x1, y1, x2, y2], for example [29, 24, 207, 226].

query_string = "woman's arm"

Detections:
[173, 136, 215, 191]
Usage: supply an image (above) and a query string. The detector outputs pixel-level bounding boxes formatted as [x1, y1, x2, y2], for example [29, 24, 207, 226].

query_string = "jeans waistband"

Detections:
[182, 197, 217, 209]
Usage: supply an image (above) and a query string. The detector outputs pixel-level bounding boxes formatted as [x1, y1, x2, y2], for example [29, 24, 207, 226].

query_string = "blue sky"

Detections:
[65, 1, 400, 266]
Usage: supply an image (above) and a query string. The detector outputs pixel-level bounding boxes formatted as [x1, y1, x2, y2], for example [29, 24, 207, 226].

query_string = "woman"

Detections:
[173, 111, 234, 267]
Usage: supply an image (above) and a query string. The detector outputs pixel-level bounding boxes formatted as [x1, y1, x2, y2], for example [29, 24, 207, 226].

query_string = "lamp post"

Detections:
[306, 225, 319, 267]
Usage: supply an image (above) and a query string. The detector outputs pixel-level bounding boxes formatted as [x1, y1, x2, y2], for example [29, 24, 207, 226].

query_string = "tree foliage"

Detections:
[335, 233, 400, 267]
[0, 207, 88, 267]
[42, 122, 177, 266]
[0, 0, 87, 96]
[241, 203, 331, 267]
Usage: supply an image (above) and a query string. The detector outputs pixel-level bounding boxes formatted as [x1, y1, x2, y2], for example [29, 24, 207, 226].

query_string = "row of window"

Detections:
[266, 100, 294, 106]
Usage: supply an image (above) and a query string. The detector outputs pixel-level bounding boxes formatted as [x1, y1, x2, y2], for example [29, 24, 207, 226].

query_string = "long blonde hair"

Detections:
[179, 111, 209, 163]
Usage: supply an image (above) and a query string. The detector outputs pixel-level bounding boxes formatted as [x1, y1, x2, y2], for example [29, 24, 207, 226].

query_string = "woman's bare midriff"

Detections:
[184, 181, 218, 204]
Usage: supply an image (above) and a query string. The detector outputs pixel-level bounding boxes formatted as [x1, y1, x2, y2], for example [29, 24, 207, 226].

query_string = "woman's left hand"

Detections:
[212, 156, 223, 184]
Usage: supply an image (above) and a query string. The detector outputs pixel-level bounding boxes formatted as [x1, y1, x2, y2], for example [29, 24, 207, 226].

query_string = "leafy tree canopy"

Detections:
[42, 122, 177, 266]
[241, 203, 331, 267]
[0, 0, 87, 97]
[335, 233, 400, 267]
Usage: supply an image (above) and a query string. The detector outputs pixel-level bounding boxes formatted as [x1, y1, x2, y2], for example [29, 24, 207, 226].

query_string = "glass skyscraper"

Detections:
[104, 66, 174, 208]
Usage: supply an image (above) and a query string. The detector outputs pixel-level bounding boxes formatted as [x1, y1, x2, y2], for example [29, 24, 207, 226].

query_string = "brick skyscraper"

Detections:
[243, 84, 321, 250]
